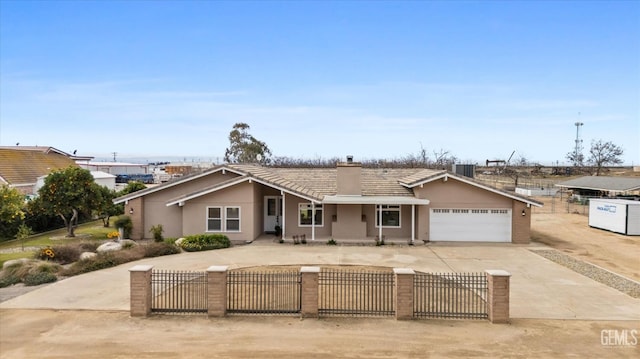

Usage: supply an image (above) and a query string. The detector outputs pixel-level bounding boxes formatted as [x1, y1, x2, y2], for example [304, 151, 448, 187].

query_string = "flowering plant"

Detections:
[39, 247, 55, 260]
[107, 231, 120, 239]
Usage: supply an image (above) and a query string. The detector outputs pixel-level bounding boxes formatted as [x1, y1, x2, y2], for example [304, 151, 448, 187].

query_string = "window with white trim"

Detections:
[299, 203, 323, 226]
[226, 207, 240, 232]
[207, 207, 222, 231]
[207, 206, 241, 232]
[376, 205, 401, 228]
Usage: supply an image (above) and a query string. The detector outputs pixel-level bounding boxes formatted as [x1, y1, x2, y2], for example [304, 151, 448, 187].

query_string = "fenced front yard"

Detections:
[131, 265, 510, 323]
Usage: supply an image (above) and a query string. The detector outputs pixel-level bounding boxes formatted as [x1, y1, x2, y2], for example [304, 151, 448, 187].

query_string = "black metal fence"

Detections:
[227, 270, 301, 315]
[413, 272, 487, 319]
[319, 268, 395, 317]
[151, 270, 207, 314]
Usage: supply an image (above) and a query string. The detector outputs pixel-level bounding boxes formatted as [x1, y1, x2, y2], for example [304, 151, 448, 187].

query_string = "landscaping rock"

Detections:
[79, 252, 97, 260]
[2, 258, 31, 270]
[97, 241, 122, 253]
[175, 238, 185, 246]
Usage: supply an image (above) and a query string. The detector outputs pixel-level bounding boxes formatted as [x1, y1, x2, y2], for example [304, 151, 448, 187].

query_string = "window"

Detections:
[376, 205, 401, 228]
[299, 203, 323, 226]
[207, 206, 241, 232]
[207, 207, 222, 231]
[226, 207, 240, 232]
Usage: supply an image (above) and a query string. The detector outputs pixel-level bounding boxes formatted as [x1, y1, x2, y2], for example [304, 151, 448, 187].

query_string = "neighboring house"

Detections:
[555, 176, 640, 199]
[35, 171, 116, 192]
[114, 159, 542, 243]
[0, 146, 91, 195]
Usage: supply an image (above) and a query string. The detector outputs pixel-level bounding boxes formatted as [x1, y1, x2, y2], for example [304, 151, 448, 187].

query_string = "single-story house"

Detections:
[113, 159, 543, 243]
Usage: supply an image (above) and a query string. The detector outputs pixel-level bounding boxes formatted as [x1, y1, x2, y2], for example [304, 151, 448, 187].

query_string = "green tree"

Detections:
[0, 185, 26, 240]
[38, 167, 101, 237]
[93, 186, 122, 227]
[588, 140, 624, 176]
[224, 122, 272, 164]
[118, 181, 147, 196]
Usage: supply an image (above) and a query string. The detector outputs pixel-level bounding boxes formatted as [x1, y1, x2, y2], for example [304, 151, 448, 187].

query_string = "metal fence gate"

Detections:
[227, 270, 301, 314]
[413, 272, 487, 319]
[151, 270, 207, 314]
[319, 269, 395, 317]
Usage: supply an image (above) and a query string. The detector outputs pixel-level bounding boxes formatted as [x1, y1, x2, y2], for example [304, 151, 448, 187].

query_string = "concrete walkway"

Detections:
[1, 243, 638, 320]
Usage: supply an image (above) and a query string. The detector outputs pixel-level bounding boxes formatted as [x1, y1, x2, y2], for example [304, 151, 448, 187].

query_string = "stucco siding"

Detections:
[182, 181, 256, 241]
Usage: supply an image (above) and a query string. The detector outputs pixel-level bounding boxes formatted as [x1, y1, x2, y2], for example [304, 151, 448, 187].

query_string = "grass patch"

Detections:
[0, 219, 115, 267]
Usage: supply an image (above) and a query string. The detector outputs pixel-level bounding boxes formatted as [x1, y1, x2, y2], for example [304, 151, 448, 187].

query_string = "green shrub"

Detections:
[63, 253, 124, 276]
[142, 242, 181, 257]
[23, 272, 57, 286]
[0, 275, 20, 288]
[327, 238, 337, 245]
[50, 245, 81, 264]
[114, 216, 133, 238]
[164, 237, 178, 245]
[179, 234, 230, 252]
[149, 224, 164, 242]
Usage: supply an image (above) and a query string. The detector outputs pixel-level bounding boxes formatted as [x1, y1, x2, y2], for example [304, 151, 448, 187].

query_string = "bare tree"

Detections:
[588, 139, 624, 176]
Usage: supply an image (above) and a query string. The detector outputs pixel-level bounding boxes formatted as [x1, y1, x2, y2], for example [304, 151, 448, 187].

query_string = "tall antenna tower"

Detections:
[573, 116, 584, 166]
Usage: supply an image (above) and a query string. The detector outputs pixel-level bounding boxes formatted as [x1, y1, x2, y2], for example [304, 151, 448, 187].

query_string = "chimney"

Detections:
[337, 156, 361, 195]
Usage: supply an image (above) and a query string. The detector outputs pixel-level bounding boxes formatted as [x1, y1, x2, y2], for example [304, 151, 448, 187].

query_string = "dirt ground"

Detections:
[1, 309, 638, 359]
[531, 197, 640, 282]
[1, 204, 639, 358]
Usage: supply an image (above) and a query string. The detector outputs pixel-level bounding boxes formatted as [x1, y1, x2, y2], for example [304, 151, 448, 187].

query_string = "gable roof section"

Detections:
[113, 165, 247, 204]
[555, 176, 640, 193]
[399, 171, 543, 207]
[0, 148, 78, 186]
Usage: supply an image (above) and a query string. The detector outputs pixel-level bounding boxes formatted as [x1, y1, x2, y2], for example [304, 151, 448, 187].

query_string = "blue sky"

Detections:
[1, 1, 638, 165]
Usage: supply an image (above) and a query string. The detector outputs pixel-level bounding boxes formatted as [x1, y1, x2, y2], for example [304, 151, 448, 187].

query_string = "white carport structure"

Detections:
[322, 195, 430, 244]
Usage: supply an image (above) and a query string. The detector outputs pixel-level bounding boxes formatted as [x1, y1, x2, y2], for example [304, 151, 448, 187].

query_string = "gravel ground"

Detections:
[532, 249, 640, 298]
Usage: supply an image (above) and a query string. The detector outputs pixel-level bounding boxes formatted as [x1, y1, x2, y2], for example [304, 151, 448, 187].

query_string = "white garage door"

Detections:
[430, 209, 512, 242]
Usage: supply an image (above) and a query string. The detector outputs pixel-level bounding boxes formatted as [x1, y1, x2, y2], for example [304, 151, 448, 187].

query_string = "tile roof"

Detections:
[0, 148, 78, 186]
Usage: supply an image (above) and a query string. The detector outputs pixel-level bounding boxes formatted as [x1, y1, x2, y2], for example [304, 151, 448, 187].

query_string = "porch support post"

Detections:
[281, 191, 286, 238]
[411, 204, 415, 244]
[378, 204, 382, 241]
[311, 202, 316, 241]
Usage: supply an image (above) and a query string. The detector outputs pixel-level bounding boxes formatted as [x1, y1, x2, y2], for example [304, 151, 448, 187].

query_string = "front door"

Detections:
[264, 196, 283, 233]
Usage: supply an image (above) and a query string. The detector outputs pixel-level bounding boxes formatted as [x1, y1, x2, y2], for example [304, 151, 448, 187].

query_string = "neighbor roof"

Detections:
[555, 176, 640, 193]
[0, 147, 78, 187]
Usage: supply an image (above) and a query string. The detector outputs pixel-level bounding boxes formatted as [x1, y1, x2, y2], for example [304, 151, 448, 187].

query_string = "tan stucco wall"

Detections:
[283, 193, 333, 239]
[127, 197, 144, 240]
[413, 177, 531, 243]
[336, 163, 361, 195]
[332, 204, 367, 239]
[511, 201, 531, 244]
[182, 181, 256, 241]
[140, 171, 241, 239]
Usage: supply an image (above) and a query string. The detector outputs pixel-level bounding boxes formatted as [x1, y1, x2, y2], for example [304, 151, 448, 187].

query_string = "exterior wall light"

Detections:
[521, 209, 526, 217]
[129, 208, 134, 215]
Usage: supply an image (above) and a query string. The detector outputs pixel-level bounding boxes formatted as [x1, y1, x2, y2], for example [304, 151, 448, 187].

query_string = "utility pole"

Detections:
[573, 118, 584, 166]
[112, 152, 118, 162]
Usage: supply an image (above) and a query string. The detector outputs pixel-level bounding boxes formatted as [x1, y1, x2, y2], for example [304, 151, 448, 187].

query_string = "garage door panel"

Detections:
[430, 209, 511, 242]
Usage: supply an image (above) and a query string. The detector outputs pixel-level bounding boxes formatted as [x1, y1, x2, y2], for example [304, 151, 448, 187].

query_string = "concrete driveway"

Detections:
[1, 242, 638, 320]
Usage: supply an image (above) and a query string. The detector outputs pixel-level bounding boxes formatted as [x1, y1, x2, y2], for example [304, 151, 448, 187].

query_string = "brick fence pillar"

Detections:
[300, 266, 320, 318]
[207, 266, 228, 317]
[485, 270, 511, 324]
[394, 268, 415, 320]
[129, 264, 154, 317]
